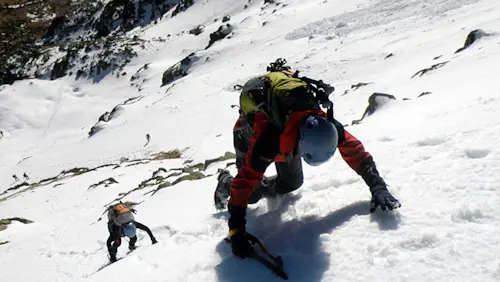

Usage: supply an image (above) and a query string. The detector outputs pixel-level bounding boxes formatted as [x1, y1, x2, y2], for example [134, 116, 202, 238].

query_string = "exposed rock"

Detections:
[418, 91, 432, 98]
[384, 53, 394, 59]
[152, 168, 168, 178]
[162, 52, 199, 86]
[204, 151, 236, 169]
[222, 15, 231, 23]
[88, 178, 119, 190]
[189, 25, 205, 35]
[351, 82, 373, 91]
[172, 171, 206, 185]
[45, 16, 66, 39]
[411, 61, 449, 78]
[51, 55, 71, 80]
[0, 217, 34, 232]
[455, 29, 493, 53]
[206, 24, 234, 49]
[88, 122, 106, 137]
[89, 96, 143, 137]
[352, 93, 396, 125]
[151, 149, 183, 160]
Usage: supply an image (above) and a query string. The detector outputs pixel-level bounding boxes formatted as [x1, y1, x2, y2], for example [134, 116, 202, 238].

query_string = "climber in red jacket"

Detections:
[214, 59, 401, 258]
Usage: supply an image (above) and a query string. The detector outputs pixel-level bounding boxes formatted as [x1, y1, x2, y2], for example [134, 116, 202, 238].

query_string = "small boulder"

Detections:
[206, 24, 233, 49]
[352, 93, 396, 125]
[189, 25, 205, 35]
[455, 29, 493, 53]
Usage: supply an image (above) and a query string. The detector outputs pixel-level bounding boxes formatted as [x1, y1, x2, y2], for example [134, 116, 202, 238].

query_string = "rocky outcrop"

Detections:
[206, 24, 233, 49]
[411, 61, 449, 78]
[1, 0, 195, 85]
[189, 25, 205, 35]
[455, 29, 493, 53]
[352, 93, 396, 125]
[0, 217, 33, 232]
[88, 178, 119, 190]
[161, 52, 199, 86]
[89, 96, 143, 137]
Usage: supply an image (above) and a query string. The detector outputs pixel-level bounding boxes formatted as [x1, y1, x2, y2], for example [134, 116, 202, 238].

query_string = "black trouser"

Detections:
[224, 115, 304, 204]
[106, 221, 155, 255]
[106, 222, 123, 256]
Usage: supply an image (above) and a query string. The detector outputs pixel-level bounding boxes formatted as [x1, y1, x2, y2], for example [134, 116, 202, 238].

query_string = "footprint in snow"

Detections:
[451, 207, 487, 223]
[398, 233, 439, 250]
[378, 136, 394, 142]
[415, 136, 447, 147]
[464, 149, 490, 159]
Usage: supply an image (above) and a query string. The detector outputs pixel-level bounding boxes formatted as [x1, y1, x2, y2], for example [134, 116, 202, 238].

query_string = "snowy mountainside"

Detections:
[1, 0, 500, 281]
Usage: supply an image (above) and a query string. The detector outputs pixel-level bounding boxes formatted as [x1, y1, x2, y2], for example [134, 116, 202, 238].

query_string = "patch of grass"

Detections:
[204, 151, 236, 169]
[151, 149, 183, 160]
[9, 217, 33, 224]
[0, 217, 33, 232]
[158, 182, 171, 189]
[172, 171, 206, 185]
[0, 219, 11, 225]
[88, 177, 118, 190]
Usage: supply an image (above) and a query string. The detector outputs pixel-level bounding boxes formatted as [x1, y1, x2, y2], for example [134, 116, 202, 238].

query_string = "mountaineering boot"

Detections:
[247, 176, 278, 204]
[214, 169, 233, 210]
[109, 251, 117, 262]
[129, 235, 137, 251]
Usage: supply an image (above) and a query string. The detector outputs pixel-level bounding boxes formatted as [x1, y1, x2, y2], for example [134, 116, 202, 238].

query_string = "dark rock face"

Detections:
[189, 25, 205, 35]
[418, 91, 432, 98]
[411, 61, 449, 78]
[161, 52, 199, 86]
[206, 24, 233, 49]
[455, 29, 492, 53]
[2, 1, 195, 85]
[351, 82, 373, 91]
[352, 93, 396, 125]
[51, 55, 71, 80]
[89, 96, 143, 137]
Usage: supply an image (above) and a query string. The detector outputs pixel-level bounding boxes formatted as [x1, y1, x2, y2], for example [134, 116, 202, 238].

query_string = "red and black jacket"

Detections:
[228, 109, 373, 209]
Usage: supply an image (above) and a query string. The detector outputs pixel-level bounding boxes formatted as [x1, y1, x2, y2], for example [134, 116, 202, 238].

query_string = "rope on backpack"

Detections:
[266, 58, 335, 112]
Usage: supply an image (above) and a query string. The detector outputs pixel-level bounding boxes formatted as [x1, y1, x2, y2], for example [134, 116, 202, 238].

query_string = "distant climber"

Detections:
[144, 133, 151, 147]
[23, 173, 29, 180]
[106, 202, 157, 262]
[12, 174, 19, 182]
[213, 58, 401, 258]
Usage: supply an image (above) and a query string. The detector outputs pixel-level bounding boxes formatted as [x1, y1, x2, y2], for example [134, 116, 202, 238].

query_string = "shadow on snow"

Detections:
[214, 196, 401, 282]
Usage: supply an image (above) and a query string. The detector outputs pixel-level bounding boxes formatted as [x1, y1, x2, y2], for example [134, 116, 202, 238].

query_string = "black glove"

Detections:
[229, 229, 255, 258]
[358, 159, 400, 212]
[370, 185, 401, 213]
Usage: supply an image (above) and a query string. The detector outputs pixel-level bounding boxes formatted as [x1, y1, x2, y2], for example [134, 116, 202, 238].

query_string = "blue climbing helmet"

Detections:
[298, 115, 338, 166]
[121, 221, 137, 238]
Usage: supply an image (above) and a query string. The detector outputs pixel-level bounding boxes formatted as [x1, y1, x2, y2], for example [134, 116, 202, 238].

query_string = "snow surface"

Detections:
[1, 0, 500, 281]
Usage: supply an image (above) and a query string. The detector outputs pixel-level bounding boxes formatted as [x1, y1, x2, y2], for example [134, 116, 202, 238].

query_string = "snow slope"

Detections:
[1, 0, 500, 281]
